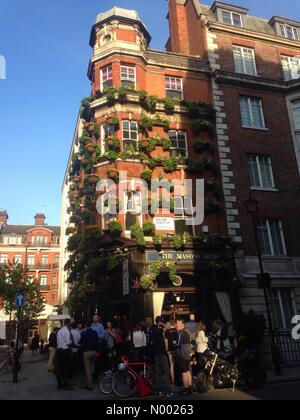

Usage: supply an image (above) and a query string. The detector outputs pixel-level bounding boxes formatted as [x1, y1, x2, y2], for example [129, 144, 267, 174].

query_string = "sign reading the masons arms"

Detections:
[146, 250, 222, 264]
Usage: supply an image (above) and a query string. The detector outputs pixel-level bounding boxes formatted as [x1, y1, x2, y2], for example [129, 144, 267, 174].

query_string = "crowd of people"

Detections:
[45, 313, 239, 396]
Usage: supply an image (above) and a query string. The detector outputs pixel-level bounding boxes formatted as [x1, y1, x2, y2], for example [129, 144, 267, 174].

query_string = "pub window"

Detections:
[174, 196, 195, 235]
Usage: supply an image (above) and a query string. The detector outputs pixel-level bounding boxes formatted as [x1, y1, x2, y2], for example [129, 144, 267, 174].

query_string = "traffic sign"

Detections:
[16, 294, 25, 307]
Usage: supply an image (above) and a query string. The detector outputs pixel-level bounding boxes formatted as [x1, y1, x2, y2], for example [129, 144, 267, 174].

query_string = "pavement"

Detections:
[1, 349, 300, 400]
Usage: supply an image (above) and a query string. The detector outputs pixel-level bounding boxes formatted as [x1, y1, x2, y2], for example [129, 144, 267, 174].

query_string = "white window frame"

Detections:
[101, 191, 117, 230]
[240, 96, 266, 129]
[174, 196, 195, 235]
[28, 275, 35, 284]
[291, 99, 300, 132]
[124, 191, 142, 237]
[282, 55, 300, 81]
[122, 120, 139, 151]
[165, 76, 183, 99]
[233, 45, 257, 75]
[41, 255, 48, 266]
[221, 10, 243, 27]
[268, 289, 297, 330]
[36, 234, 44, 246]
[101, 123, 116, 154]
[40, 275, 48, 287]
[279, 23, 299, 40]
[121, 65, 136, 88]
[0, 255, 8, 264]
[100, 65, 113, 91]
[168, 130, 188, 157]
[14, 255, 22, 264]
[257, 219, 287, 256]
[52, 275, 57, 286]
[27, 255, 35, 267]
[248, 154, 275, 189]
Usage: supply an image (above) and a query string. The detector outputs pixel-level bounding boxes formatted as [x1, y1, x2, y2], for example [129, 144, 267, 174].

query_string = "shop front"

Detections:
[127, 246, 242, 328]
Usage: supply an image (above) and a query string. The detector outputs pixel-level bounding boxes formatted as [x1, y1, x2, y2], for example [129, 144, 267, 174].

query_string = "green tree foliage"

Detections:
[0, 262, 45, 326]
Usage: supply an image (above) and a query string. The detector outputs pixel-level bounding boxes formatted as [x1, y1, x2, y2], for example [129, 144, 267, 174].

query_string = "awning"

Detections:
[47, 314, 71, 322]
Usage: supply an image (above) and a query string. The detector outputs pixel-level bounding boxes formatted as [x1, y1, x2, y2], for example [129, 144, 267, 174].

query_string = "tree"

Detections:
[0, 263, 45, 335]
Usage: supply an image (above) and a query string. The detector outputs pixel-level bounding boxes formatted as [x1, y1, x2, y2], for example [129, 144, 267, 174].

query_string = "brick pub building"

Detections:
[0, 210, 61, 340]
[167, 0, 300, 333]
[62, 7, 239, 326]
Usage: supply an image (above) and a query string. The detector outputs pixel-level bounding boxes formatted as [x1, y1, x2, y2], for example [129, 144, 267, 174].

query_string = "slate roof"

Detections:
[196, 2, 299, 37]
[0, 225, 60, 235]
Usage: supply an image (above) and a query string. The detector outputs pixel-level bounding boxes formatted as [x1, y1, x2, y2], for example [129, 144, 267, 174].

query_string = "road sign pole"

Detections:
[13, 306, 21, 383]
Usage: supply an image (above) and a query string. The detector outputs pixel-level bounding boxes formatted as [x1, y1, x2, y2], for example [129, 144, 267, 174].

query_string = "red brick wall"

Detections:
[167, 0, 207, 58]
[221, 84, 300, 256]
[0, 228, 60, 306]
[216, 33, 300, 80]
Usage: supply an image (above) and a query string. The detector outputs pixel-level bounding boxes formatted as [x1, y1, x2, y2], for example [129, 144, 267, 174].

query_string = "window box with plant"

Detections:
[131, 224, 146, 248]
[163, 97, 178, 114]
[143, 221, 155, 237]
[193, 139, 215, 154]
[192, 120, 215, 135]
[108, 220, 122, 237]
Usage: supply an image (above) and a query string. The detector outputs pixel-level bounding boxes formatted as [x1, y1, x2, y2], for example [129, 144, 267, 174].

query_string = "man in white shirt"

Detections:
[56, 319, 73, 390]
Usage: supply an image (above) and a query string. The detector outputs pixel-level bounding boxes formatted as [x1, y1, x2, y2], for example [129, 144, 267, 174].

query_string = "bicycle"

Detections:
[112, 356, 155, 398]
[0, 349, 14, 376]
[99, 369, 116, 395]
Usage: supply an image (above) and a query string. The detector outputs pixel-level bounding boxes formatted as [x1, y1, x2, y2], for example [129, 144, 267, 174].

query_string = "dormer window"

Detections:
[221, 10, 242, 27]
[279, 23, 299, 40]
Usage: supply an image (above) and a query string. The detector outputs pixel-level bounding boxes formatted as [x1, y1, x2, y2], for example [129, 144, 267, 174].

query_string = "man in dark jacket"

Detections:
[149, 317, 175, 397]
[81, 323, 99, 391]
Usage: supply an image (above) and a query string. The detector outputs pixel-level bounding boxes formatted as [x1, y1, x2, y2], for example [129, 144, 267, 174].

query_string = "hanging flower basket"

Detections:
[139, 139, 150, 151]
[106, 136, 115, 147]
[70, 191, 79, 199]
[85, 143, 96, 154]
[87, 174, 100, 184]
[107, 170, 120, 183]
[85, 123, 95, 134]
[72, 175, 81, 183]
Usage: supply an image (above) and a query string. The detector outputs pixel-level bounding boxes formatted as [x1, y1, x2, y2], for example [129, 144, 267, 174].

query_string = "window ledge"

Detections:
[242, 126, 269, 131]
[250, 187, 279, 192]
[236, 72, 259, 77]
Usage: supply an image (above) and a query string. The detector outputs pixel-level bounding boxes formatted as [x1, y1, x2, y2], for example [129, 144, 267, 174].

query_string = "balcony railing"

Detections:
[27, 264, 58, 271]
[40, 285, 51, 292]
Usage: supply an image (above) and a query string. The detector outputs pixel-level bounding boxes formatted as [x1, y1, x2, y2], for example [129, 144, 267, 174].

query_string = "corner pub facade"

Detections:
[61, 6, 244, 328]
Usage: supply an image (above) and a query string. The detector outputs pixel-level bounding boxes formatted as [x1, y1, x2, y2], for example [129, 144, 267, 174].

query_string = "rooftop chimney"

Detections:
[35, 213, 46, 226]
[0, 210, 8, 225]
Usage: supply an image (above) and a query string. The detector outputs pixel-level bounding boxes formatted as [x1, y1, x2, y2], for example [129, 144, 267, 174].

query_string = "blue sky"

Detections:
[0, 0, 299, 225]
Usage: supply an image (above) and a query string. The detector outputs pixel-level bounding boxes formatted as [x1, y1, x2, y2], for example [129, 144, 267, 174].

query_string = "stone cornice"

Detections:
[88, 47, 209, 80]
[212, 69, 300, 93]
[207, 21, 300, 49]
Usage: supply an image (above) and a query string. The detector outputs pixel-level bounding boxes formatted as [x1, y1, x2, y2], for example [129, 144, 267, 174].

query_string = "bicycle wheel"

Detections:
[112, 370, 137, 398]
[100, 375, 113, 395]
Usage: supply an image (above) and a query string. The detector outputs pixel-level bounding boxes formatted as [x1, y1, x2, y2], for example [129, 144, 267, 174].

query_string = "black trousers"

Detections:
[56, 349, 71, 389]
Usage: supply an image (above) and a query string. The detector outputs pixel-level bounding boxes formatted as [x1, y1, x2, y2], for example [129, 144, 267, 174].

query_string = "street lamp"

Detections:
[245, 192, 282, 376]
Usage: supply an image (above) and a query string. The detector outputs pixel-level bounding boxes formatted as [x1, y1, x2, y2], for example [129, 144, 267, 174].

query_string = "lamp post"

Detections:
[245, 192, 282, 376]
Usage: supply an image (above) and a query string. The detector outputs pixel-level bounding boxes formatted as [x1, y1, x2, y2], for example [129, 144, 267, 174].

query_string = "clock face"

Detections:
[172, 276, 183, 287]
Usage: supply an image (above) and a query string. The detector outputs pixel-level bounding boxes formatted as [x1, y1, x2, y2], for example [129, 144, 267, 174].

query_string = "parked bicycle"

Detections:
[100, 356, 155, 398]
